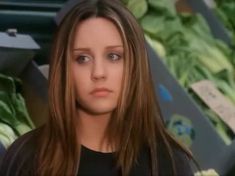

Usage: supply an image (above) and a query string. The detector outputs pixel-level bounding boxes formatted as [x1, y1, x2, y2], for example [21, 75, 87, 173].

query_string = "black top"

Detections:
[0, 128, 194, 176]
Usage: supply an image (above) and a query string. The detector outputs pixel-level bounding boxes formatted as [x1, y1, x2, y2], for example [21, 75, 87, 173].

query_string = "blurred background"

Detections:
[0, 0, 235, 175]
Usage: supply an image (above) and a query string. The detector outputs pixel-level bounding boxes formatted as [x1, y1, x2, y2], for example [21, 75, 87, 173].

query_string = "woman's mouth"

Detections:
[90, 88, 112, 97]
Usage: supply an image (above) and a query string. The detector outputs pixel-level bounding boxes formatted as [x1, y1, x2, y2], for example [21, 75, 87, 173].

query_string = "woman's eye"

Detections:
[108, 53, 121, 61]
[76, 55, 91, 64]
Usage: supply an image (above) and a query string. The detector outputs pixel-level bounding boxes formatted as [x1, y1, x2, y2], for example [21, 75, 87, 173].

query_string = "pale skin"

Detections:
[71, 17, 124, 153]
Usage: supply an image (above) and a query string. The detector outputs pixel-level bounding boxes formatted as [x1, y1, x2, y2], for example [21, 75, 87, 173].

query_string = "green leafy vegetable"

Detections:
[126, 0, 148, 19]
[123, 0, 235, 144]
[0, 73, 35, 148]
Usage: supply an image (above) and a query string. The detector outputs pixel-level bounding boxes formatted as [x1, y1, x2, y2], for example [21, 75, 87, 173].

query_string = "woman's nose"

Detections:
[91, 58, 106, 81]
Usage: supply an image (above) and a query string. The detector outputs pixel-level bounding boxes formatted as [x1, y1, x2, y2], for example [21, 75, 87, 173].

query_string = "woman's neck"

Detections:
[76, 109, 113, 153]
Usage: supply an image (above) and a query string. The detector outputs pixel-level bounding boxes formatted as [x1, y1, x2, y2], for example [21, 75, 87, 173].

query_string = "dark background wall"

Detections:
[0, 0, 68, 65]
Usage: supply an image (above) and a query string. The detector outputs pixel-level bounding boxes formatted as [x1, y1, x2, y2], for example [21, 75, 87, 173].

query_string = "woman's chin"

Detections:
[79, 103, 116, 116]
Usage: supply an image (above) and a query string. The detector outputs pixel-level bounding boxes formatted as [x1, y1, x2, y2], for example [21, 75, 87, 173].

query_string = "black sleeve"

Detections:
[158, 144, 194, 176]
[173, 148, 194, 176]
[0, 130, 37, 176]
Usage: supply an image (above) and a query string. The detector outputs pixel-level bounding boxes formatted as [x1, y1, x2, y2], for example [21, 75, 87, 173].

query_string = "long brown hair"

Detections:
[36, 0, 193, 175]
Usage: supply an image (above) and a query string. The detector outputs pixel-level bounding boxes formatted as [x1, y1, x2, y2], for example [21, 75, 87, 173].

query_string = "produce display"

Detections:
[213, 0, 235, 46]
[194, 169, 219, 176]
[123, 0, 235, 145]
[0, 73, 35, 148]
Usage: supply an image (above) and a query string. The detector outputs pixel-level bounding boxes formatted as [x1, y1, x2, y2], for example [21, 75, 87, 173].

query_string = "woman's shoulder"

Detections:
[158, 141, 194, 176]
[0, 127, 42, 176]
[131, 141, 194, 176]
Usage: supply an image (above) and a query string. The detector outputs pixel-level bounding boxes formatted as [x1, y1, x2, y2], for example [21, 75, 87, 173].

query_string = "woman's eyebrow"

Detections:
[73, 48, 90, 51]
[73, 45, 123, 51]
[106, 45, 123, 49]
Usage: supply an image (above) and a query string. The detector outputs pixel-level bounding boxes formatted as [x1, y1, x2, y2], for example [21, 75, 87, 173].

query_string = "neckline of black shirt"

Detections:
[81, 145, 115, 156]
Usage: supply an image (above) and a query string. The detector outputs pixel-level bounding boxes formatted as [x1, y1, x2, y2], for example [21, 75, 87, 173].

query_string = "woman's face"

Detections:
[71, 17, 124, 116]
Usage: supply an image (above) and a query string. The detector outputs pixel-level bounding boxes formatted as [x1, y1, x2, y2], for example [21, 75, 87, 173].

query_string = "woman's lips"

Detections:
[90, 88, 112, 97]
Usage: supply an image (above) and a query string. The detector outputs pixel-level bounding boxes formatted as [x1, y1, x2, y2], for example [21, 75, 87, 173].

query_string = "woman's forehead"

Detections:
[73, 17, 123, 49]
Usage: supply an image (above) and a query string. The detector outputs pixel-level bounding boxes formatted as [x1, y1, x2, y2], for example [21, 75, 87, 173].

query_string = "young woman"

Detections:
[0, 0, 196, 175]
